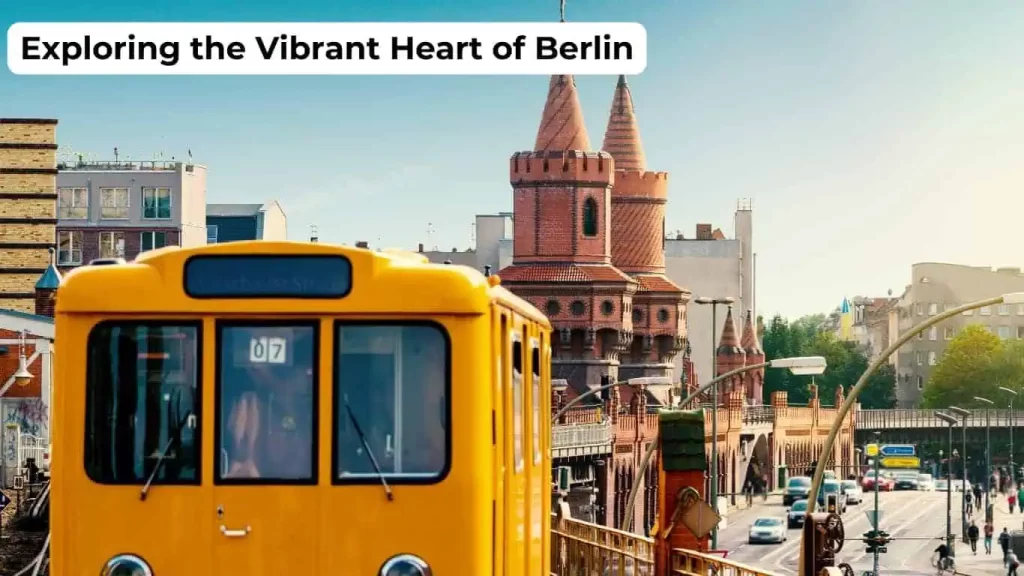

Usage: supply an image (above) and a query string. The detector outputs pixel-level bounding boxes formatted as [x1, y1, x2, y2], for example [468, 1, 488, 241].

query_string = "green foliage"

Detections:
[759, 314, 896, 408]
[920, 325, 1024, 408]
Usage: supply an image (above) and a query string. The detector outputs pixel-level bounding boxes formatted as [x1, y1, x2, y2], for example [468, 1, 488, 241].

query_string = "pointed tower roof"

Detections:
[34, 248, 61, 290]
[740, 309, 763, 355]
[534, 75, 591, 152]
[601, 75, 646, 171]
[716, 306, 744, 355]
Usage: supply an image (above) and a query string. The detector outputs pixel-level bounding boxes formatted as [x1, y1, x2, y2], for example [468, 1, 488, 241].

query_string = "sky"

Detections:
[4, 0, 1024, 319]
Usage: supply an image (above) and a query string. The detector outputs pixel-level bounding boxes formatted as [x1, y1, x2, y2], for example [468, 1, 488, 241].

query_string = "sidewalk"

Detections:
[952, 493, 1024, 576]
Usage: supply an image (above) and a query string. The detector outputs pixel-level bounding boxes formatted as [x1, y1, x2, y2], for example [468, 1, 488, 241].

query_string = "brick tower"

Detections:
[602, 76, 689, 382]
[714, 306, 746, 403]
[498, 75, 637, 389]
[740, 309, 765, 404]
[0, 119, 59, 313]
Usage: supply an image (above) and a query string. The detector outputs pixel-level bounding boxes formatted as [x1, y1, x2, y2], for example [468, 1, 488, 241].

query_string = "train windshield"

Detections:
[84, 323, 201, 484]
[335, 323, 449, 482]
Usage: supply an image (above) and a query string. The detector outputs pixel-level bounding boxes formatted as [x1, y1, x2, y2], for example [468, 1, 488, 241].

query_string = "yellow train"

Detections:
[51, 241, 552, 576]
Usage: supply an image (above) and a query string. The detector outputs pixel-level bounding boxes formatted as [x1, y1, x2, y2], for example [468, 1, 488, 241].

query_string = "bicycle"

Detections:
[931, 553, 956, 575]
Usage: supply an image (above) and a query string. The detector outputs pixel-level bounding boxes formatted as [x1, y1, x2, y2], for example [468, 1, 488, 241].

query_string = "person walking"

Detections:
[976, 484, 985, 511]
[1010, 492, 1018, 515]
[1000, 527, 1012, 566]
[1009, 550, 1020, 576]
[986, 521, 996, 555]
[966, 490, 975, 517]
[968, 520, 980, 554]
[1017, 484, 1024, 513]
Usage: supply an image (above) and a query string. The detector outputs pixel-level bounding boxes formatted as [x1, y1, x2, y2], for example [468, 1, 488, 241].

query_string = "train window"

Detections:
[215, 323, 318, 484]
[531, 343, 542, 465]
[512, 335, 524, 473]
[84, 322, 201, 484]
[334, 322, 450, 482]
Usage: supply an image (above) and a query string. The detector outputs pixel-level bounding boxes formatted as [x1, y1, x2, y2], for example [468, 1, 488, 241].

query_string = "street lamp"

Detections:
[692, 295, 734, 550]
[620, 355, 827, 533]
[999, 387, 1017, 488]
[949, 406, 971, 543]
[936, 411, 958, 556]
[798, 291, 1024, 576]
[551, 376, 670, 423]
[975, 396, 995, 514]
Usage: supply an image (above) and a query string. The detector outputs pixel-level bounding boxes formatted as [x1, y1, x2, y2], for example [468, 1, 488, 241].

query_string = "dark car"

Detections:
[893, 471, 919, 490]
[783, 476, 812, 506]
[787, 499, 809, 529]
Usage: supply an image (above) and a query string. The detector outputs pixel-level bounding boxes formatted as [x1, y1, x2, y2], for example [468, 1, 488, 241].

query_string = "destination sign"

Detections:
[184, 255, 352, 298]
[880, 444, 916, 457]
[880, 456, 920, 469]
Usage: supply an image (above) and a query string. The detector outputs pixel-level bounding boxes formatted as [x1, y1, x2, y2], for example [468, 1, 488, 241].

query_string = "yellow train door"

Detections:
[210, 320, 321, 574]
[504, 315, 528, 576]
[526, 328, 544, 575]
[493, 308, 507, 576]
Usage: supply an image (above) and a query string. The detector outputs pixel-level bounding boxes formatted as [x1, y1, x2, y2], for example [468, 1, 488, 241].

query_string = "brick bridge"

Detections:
[552, 381, 858, 535]
[855, 408, 1024, 477]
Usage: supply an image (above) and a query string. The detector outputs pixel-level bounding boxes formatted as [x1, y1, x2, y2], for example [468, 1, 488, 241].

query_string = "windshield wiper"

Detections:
[344, 400, 394, 501]
[140, 410, 194, 502]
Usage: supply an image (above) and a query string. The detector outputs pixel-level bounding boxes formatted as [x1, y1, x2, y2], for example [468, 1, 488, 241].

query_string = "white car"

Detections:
[917, 473, 936, 491]
[935, 479, 949, 491]
[841, 479, 863, 504]
[748, 517, 787, 544]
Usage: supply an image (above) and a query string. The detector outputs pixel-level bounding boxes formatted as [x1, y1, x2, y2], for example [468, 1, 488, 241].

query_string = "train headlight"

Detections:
[100, 554, 153, 576]
[379, 554, 432, 576]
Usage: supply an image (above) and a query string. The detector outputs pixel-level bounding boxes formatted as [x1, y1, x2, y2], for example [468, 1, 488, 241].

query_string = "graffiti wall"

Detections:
[1, 398, 48, 487]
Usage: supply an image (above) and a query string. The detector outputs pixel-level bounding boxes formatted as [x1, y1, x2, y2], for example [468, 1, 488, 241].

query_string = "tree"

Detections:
[920, 324, 1004, 409]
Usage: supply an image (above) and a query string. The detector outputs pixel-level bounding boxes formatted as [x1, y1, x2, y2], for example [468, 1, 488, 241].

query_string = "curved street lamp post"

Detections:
[1000, 387, 1017, 487]
[975, 396, 994, 515]
[935, 411, 958, 556]
[620, 355, 828, 533]
[948, 406, 971, 544]
[797, 292, 1024, 576]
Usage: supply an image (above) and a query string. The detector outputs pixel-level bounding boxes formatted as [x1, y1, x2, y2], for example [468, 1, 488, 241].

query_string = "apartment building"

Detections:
[892, 262, 1024, 407]
[206, 201, 287, 243]
[55, 160, 206, 270]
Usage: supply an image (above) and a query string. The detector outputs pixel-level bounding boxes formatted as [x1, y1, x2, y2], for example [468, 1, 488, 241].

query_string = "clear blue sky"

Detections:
[4, 0, 1023, 319]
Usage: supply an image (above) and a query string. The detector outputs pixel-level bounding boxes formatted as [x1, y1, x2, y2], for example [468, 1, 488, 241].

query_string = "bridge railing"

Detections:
[552, 420, 613, 450]
[551, 518, 781, 576]
[741, 406, 775, 425]
[856, 408, 1024, 429]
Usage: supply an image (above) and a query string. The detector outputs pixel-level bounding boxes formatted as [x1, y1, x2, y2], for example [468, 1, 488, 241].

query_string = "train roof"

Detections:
[55, 241, 550, 325]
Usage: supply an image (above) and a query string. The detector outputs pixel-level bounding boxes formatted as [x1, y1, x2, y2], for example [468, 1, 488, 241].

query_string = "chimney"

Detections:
[696, 224, 712, 240]
[418, 243, 424, 253]
[355, 241, 369, 249]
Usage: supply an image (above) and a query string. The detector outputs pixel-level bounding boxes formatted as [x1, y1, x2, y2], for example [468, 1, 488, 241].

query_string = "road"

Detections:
[716, 490, 959, 576]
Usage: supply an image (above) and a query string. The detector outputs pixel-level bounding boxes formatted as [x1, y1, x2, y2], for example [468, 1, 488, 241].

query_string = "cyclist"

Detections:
[934, 542, 953, 574]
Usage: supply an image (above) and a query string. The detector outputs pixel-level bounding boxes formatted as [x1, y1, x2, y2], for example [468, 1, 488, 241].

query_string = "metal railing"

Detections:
[669, 548, 782, 576]
[551, 517, 655, 576]
[741, 406, 775, 425]
[57, 160, 183, 171]
[552, 421, 613, 450]
[856, 408, 1024, 430]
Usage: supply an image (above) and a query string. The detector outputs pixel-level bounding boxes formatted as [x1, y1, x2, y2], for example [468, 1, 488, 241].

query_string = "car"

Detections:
[935, 479, 949, 491]
[841, 479, 863, 504]
[748, 517, 787, 544]
[818, 479, 848, 513]
[787, 499, 809, 529]
[861, 470, 894, 491]
[917, 473, 936, 491]
[892, 471, 920, 490]
[783, 476, 812, 506]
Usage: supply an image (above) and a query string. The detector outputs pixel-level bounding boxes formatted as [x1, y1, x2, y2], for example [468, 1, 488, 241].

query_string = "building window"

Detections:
[999, 304, 1011, 316]
[998, 326, 1011, 340]
[633, 308, 643, 324]
[207, 225, 219, 244]
[57, 187, 88, 219]
[545, 300, 560, 316]
[980, 305, 992, 316]
[581, 197, 598, 237]
[57, 230, 83, 265]
[1018, 326, 1024, 339]
[142, 187, 172, 219]
[98, 231, 125, 259]
[601, 300, 614, 316]
[917, 376, 924, 390]
[570, 300, 585, 317]
[928, 303, 938, 316]
[944, 327, 955, 340]
[99, 187, 130, 219]
[658, 308, 670, 323]
[928, 327, 937, 341]
[916, 330, 923, 341]
[915, 303, 924, 316]
[928, 351, 937, 366]
[141, 231, 167, 252]
[1018, 304, 1024, 316]
[916, 351, 923, 365]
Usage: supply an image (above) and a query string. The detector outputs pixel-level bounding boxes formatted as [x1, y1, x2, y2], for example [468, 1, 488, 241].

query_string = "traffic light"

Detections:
[864, 529, 891, 554]
[877, 531, 891, 553]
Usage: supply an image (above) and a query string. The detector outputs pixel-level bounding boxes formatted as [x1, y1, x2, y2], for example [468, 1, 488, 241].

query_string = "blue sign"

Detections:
[0, 491, 12, 511]
[880, 444, 916, 457]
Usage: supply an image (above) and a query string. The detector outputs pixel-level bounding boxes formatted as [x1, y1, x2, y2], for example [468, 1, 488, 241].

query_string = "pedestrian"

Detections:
[743, 480, 753, 507]
[1000, 527, 1012, 565]
[967, 490, 975, 516]
[986, 521, 996, 555]
[968, 521, 980, 554]
[1010, 492, 1018, 514]
[1017, 484, 1024, 513]
[976, 485, 985, 510]
[1010, 550, 1020, 576]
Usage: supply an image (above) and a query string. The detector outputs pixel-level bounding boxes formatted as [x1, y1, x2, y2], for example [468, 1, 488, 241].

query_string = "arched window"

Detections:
[582, 198, 598, 237]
